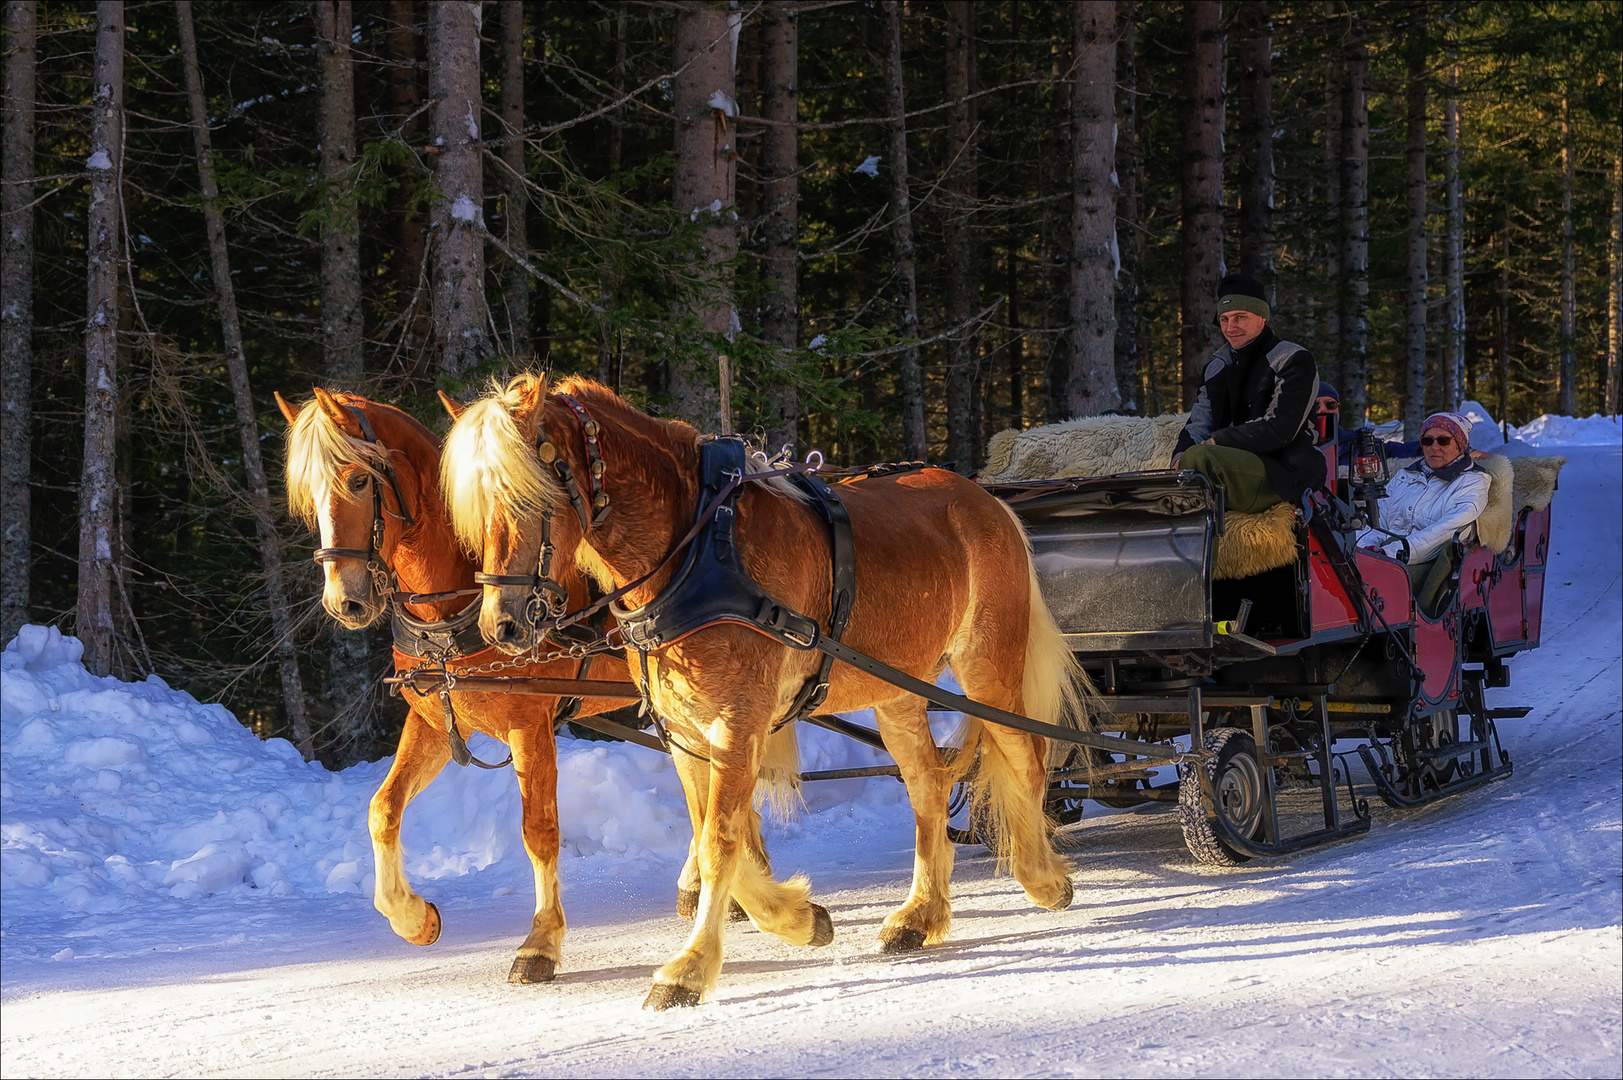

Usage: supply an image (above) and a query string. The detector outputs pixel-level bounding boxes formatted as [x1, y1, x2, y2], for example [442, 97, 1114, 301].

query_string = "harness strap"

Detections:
[774, 471, 856, 731]
[435, 678, 514, 770]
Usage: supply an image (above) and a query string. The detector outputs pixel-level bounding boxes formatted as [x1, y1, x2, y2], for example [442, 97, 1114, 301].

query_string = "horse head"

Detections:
[442, 373, 697, 655]
[280, 387, 430, 630]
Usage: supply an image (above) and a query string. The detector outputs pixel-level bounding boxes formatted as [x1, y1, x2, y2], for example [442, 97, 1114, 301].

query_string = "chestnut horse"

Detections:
[278, 388, 633, 984]
[443, 374, 1087, 1009]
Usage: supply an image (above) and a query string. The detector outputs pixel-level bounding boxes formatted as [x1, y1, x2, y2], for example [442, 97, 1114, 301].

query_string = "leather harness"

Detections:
[613, 436, 856, 733]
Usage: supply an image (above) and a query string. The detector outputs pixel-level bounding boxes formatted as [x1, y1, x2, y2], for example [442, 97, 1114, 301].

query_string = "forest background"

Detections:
[1, 0, 1618, 766]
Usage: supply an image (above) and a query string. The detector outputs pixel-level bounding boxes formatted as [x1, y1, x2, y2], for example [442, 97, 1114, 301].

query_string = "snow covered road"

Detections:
[3, 441, 1618, 1079]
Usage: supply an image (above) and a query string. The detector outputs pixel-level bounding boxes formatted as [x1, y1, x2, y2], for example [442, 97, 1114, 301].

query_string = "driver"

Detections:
[1171, 274, 1326, 513]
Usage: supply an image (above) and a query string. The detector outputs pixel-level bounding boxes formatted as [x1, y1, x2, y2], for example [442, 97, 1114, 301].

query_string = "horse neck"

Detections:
[553, 400, 698, 604]
[367, 408, 475, 622]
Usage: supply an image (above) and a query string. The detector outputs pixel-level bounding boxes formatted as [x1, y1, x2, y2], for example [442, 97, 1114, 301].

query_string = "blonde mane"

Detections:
[441, 373, 561, 553]
[284, 396, 389, 526]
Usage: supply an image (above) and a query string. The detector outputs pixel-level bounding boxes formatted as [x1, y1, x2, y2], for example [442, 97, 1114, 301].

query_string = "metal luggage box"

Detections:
[991, 471, 1219, 653]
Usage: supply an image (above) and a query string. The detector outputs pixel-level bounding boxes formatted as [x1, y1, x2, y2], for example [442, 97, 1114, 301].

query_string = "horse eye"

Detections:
[347, 474, 369, 493]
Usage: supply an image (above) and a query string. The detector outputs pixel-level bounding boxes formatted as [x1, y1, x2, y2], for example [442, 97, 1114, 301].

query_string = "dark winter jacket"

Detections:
[1172, 326, 1327, 504]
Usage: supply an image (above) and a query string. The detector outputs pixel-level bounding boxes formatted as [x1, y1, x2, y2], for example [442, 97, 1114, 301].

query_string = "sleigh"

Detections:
[979, 413, 1564, 864]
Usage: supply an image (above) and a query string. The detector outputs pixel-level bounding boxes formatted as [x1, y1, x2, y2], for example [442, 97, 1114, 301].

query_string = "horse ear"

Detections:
[520, 374, 549, 415]
[437, 390, 467, 421]
[274, 391, 301, 426]
[311, 387, 359, 434]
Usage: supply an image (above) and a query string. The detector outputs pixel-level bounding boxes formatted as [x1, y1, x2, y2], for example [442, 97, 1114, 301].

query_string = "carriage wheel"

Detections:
[1178, 728, 1267, 866]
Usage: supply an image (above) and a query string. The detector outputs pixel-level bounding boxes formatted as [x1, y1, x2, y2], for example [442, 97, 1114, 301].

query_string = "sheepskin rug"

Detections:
[983, 413, 1189, 483]
[984, 412, 1298, 581]
[1473, 454, 1568, 554]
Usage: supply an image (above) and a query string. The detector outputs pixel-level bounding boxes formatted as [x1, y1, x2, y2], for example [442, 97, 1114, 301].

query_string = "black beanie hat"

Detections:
[1215, 273, 1270, 321]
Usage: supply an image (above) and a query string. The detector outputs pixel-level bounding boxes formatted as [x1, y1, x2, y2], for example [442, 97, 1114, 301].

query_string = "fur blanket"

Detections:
[983, 414, 1188, 483]
[1474, 454, 1567, 554]
[984, 413, 1295, 580]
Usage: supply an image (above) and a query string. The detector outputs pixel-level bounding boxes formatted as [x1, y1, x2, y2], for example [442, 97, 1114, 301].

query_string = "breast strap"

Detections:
[390, 594, 486, 660]
[613, 437, 855, 728]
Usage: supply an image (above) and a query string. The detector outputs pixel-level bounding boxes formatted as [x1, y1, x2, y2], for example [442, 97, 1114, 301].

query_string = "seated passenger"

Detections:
[1358, 413, 1491, 612]
[1171, 274, 1326, 513]
[1320, 383, 1488, 469]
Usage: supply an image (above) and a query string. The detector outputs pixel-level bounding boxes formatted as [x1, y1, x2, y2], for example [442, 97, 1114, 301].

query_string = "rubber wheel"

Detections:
[1178, 728, 1267, 867]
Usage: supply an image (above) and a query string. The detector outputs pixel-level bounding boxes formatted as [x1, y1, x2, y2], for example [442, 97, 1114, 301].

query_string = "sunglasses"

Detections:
[1420, 435, 1454, 447]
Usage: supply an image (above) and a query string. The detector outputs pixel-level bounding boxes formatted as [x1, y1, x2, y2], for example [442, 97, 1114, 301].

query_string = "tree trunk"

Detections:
[1043, 31, 1069, 422]
[1179, 0, 1224, 409]
[176, 0, 314, 758]
[500, 0, 530, 361]
[1236, 0, 1272, 288]
[1338, 19, 1369, 424]
[2, 0, 36, 644]
[1067, 0, 1117, 417]
[883, 0, 925, 458]
[1558, 91, 1576, 415]
[1499, 195, 1511, 429]
[78, 1, 123, 676]
[759, 3, 798, 452]
[670, 0, 736, 430]
[428, 0, 490, 375]
[385, 0, 427, 368]
[1006, 231, 1023, 426]
[1322, 12, 1343, 390]
[943, 0, 978, 468]
[1114, 0, 1139, 414]
[1403, 39, 1427, 438]
[1442, 45, 1464, 412]
[312, 0, 362, 385]
[1609, 151, 1621, 416]
[310, 0, 371, 751]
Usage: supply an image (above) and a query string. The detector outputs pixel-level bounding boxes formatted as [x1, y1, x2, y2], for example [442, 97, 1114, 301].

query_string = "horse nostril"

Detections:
[341, 600, 364, 619]
[494, 618, 517, 643]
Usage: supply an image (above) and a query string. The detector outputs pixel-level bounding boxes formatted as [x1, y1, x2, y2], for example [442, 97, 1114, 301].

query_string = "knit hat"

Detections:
[1215, 273, 1270, 321]
[1421, 411, 1472, 452]
[1317, 381, 1339, 401]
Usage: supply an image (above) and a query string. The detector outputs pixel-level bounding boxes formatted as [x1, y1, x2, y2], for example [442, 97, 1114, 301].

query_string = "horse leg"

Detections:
[872, 698, 957, 952]
[507, 721, 565, 983]
[673, 750, 755, 924]
[369, 703, 451, 945]
[646, 727, 828, 1010]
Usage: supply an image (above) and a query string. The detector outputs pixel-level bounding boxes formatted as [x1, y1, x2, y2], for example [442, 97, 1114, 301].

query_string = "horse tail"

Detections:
[754, 722, 803, 822]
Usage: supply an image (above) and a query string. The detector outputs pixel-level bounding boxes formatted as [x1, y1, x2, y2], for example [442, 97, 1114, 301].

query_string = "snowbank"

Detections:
[0, 625, 692, 916]
[1515, 412, 1622, 447]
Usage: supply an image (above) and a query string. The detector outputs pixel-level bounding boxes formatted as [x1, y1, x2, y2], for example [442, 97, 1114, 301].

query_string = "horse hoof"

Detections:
[878, 926, 926, 954]
[809, 904, 834, 947]
[1041, 878, 1075, 912]
[408, 902, 442, 946]
[508, 954, 557, 984]
[677, 889, 749, 922]
[643, 982, 702, 1011]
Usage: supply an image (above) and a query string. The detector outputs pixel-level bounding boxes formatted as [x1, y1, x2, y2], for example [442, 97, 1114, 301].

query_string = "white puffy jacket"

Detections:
[1357, 462, 1491, 564]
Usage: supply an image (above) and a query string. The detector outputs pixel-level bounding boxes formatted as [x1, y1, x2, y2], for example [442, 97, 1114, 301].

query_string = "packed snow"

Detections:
[2, 420, 1618, 1078]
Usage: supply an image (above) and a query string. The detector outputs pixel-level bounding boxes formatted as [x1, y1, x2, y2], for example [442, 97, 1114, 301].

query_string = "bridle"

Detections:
[312, 404, 417, 597]
[472, 394, 611, 638]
